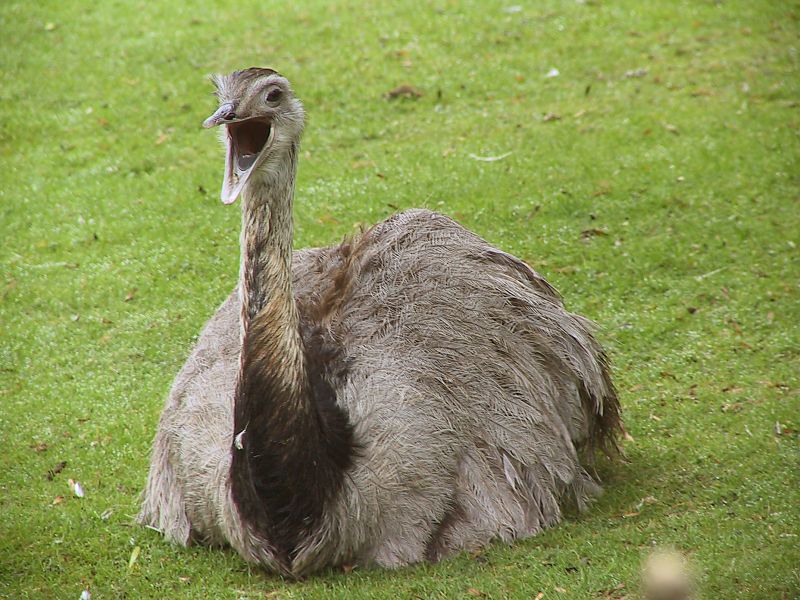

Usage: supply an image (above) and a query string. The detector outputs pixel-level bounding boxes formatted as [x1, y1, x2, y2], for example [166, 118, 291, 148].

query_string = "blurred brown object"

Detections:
[642, 549, 695, 600]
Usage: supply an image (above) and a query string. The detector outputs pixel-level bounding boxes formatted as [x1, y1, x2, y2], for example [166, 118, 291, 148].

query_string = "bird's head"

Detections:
[203, 68, 305, 204]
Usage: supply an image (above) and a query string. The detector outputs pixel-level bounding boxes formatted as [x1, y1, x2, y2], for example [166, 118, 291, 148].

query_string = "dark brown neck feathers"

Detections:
[229, 145, 355, 572]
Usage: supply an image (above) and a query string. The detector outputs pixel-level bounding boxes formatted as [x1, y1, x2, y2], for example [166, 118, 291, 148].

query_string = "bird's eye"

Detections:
[266, 89, 282, 103]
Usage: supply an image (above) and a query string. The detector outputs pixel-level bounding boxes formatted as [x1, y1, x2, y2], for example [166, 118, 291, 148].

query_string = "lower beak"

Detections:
[221, 132, 251, 205]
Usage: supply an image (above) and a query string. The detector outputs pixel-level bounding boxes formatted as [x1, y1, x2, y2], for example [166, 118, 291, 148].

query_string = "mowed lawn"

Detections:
[1, 0, 798, 598]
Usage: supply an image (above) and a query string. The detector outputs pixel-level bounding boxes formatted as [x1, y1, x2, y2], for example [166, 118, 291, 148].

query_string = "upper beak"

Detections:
[203, 102, 237, 128]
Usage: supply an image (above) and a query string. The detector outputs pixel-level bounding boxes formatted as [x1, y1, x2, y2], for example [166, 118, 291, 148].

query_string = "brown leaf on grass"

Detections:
[581, 228, 609, 239]
[31, 442, 48, 453]
[384, 84, 423, 100]
[727, 319, 742, 335]
[759, 381, 789, 390]
[721, 403, 743, 413]
[543, 112, 562, 122]
[555, 587, 567, 593]
[664, 123, 679, 135]
[622, 511, 640, 518]
[592, 180, 613, 196]
[317, 213, 339, 225]
[596, 581, 626, 599]
[124, 289, 137, 302]
[52, 495, 65, 505]
[535, 593, 545, 600]
[721, 385, 742, 393]
[351, 159, 376, 170]
[466, 588, 486, 597]
[46, 460, 67, 480]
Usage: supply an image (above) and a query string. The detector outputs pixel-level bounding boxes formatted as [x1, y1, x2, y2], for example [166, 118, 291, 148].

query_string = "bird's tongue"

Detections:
[237, 153, 258, 171]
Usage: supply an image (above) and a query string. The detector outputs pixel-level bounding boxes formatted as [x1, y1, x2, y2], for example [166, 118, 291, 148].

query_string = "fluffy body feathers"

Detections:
[140, 210, 620, 575]
[139, 69, 621, 577]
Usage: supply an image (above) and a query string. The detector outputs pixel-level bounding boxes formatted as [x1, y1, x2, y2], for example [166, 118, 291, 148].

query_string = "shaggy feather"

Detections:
[138, 69, 622, 578]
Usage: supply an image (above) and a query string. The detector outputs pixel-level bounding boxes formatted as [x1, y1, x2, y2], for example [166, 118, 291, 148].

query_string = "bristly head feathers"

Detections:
[204, 68, 305, 204]
[207, 67, 304, 129]
[211, 67, 278, 102]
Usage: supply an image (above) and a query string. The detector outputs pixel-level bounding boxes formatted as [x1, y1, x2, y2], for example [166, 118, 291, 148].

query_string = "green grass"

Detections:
[1, 0, 798, 598]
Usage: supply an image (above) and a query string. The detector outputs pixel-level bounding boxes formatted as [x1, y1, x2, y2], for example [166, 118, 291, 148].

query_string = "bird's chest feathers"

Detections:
[245, 299, 303, 384]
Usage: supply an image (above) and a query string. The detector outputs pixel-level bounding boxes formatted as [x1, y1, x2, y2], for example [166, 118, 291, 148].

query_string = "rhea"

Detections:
[139, 68, 622, 577]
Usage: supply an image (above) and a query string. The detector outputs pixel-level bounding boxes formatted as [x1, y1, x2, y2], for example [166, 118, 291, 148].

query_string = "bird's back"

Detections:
[298, 208, 618, 456]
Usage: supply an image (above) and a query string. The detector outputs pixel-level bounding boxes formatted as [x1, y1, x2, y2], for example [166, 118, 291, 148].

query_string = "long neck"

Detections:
[229, 146, 354, 572]
[238, 150, 305, 392]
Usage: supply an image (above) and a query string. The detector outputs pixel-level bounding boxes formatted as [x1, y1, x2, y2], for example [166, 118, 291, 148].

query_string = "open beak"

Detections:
[203, 103, 274, 204]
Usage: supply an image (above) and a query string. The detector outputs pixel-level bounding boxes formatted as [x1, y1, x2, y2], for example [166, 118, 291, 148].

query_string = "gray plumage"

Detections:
[139, 68, 622, 577]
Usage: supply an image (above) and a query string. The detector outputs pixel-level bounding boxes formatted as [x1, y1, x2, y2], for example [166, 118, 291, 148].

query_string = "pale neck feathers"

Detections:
[237, 154, 306, 394]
